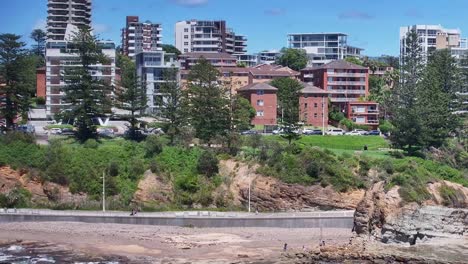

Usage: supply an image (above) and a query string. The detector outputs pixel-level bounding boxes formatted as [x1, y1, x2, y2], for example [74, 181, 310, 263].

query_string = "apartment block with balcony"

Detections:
[238, 83, 277, 126]
[175, 20, 247, 55]
[135, 51, 179, 115]
[400, 24, 468, 61]
[235, 54, 258, 67]
[257, 50, 282, 65]
[178, 52, 238, 70]
[44, 41, 117, 117]
[47, 0, 92, 41]
[347, 102, 379, 127]
[288, 33, 363, 67]
[121, 16, 163, 59]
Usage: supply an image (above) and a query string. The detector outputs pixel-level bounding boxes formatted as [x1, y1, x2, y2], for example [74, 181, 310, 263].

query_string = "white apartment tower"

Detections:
[400, 25, 468, 60]
[288, 33, 363, 67]
[121, 16, 163, 59]
[47, 0, 92, 41]
[45, 0, 117, 118]
[175, 20, 247, 55]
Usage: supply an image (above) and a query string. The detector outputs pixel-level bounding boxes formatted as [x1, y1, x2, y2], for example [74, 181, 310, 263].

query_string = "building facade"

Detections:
[47, 0, 92, 41]
[135, 51, 179, 115]
[238, 83, 277, 126]
[257, 50, 281, 65]
[175, 20, 247, 55]
[44, 41, 117, 117]
[288, 33, 363, 67]
[400, 24, 468, 61]
[235, 54, 258, 67]
[299, 84, 329, 127]
[347, 102, 379, 127]
[121, 16, 163, 59]
[179, 52, 238, 70]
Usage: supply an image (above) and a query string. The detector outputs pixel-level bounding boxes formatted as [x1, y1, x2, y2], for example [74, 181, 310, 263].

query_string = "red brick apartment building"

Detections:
[301, 60, 379, 128]
[299, 84, 329, 127]
[238, 82, 277, 125]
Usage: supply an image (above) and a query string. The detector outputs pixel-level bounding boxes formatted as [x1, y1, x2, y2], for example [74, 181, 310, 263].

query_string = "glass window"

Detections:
[256, 110, 264, 117]
[314, 103, 318, 108]
[257, 99, 264, 106]
[256, 90, 264, 95]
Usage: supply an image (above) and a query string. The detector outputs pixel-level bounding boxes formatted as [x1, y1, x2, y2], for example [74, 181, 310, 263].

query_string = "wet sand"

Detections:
[0, 221, 353, 263]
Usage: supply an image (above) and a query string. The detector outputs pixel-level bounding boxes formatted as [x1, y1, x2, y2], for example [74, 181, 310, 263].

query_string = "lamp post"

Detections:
[102, 171, 106, 212]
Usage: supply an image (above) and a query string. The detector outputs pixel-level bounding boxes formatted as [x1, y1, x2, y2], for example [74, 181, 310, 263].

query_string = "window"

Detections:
[256, 110, 264, 117]
[314, 103, 318, 108]
[184, 35, 188, 39]
[304, 103, 308, 108]
[184, 28, 189, 33]
[184, 42, 189, 45]
[184, 48, 188, 52]
[256, 90, 264, 95]
[314, 113, 318, 118]
[257, 100, 264, 106]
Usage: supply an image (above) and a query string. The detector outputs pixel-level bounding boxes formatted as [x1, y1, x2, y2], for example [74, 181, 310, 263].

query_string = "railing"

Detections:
[329, 98, 358, 102]
[327, 72, 366, 77]
[327, 81, 366, 85]
[328, 89, 365, 94]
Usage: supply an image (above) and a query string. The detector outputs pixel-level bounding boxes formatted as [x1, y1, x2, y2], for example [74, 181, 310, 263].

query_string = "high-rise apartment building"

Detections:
[288, 33, 363, 67]
[400, 25, 468, 61]
[121, 16, 163, 59]
[175, 20, 247, 55]
[47, 0, 92, 41]
[45, 0, 117, 118]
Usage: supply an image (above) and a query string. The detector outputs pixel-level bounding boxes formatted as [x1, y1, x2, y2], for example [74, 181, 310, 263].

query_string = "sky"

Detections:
[1, 0, 468, 56]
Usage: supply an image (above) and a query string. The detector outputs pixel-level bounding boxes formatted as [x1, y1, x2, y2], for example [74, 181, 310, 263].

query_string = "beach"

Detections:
[0, 221, 353, 263]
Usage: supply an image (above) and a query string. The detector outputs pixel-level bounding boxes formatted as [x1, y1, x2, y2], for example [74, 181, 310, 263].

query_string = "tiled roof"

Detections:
[315, 60, 368, 70]
[238, 82, 278, 91]
[217, 67, 249, 73]
[300, 83, 329, 94]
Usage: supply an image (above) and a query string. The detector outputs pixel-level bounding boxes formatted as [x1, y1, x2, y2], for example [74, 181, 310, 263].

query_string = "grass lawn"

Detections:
[44, 124, 74, 129]
[264, 135, 389, 151]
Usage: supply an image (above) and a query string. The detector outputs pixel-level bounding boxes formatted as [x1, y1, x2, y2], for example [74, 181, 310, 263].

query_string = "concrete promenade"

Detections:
[0, 209, 355, 229]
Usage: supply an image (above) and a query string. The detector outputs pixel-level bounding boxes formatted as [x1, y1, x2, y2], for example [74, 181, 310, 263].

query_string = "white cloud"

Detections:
[32, 19, 46, 30]
[170, 0, 209, 7]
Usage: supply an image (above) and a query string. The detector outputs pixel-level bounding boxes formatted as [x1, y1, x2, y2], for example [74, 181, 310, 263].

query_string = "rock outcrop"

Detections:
[0, 166, 87, 205]
[133, 170, 173, 205]
[220, 160, 365, 211]
[354, 180, 468, 244]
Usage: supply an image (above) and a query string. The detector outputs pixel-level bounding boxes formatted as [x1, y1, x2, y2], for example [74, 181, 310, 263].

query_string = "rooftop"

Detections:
[288, 32, 348, 36]
[238, 82, 278, 92]
[300, 83, 329, 94]
[303, 60, 368, 71]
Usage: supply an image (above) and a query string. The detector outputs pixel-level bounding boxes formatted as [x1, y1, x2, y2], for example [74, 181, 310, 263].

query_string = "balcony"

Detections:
[328, 89, 366, 95]
[329, 97, 358, 102]
[327, 72, 366, 77]
[328, 81, 366, 85]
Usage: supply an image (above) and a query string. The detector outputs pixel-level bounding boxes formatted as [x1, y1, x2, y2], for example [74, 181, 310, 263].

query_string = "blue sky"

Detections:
[1, 0, 468, 56]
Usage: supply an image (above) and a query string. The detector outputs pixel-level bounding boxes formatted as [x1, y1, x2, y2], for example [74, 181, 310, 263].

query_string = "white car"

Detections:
[353, 129, 368, 135]
[49, 128, 62, 135]
[272, 128, 283, 135]
[345, 131, 362, 136]
[326, 129, 345, 135]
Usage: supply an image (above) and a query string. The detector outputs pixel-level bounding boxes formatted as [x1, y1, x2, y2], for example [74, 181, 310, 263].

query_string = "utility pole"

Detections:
[322, 95, 325, 135]
[102, 171, 106, 212]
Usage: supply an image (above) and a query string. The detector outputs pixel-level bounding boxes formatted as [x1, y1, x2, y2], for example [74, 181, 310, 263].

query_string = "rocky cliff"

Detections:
[220, 160, 365, 211]
[354, 180, 468, 244]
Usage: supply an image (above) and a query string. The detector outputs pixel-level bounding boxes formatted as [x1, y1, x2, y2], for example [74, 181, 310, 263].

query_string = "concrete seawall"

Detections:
[0, 210, 354, 229]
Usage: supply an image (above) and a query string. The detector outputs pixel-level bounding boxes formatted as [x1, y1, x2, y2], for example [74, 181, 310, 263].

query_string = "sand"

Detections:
[0, 221, 353, 263]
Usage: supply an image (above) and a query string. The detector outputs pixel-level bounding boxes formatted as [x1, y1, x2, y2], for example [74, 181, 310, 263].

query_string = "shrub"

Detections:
[329, 111, 345, 122]
[439, 184, 465, 207]
[144, 135, 163, 157]
[83, 139, 99, 149]
[197, 151, 219, 177]
[107, 161, 120, 177]
[35, 97, 46, 105]
[306, 161, 320, 178]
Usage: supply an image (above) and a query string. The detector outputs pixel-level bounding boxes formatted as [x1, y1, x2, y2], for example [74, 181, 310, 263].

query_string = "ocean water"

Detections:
[0, 244, 124, 264]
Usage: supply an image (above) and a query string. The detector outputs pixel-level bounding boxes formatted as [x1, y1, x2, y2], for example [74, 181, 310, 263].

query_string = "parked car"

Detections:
[240, 130, 258, 135]
[367, 130, 381, 136]
[16, 124, 35, 134]
[326, 129, 345, 135]
[61, 128, 75, 136]
[345, 130, 362, 136]
[272, 128, 283, 135]
[303, 129, 323, 135]
[143, 127, 164, 135]
[353, 129, 368, 135]
[97, 128, 115, 137]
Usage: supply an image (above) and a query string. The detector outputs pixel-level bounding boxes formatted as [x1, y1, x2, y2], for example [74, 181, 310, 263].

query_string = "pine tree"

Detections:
[184, 58, 230, 143]
[30, 29, 47, 57]
[0, 34, 32, 129]
[417, 49, 461, 148]
[62, 27, 113, 142]
[157, 67, 185, 145]
[390, 29, 425, 154]
[271, 77, 303, 144]
[115, 54, 147, 141]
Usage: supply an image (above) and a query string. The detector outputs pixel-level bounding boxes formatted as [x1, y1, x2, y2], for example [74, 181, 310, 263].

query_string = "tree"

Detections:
[381, 55, 400, 69]
[417, 49, 461, 148]
[0, 34, 33, 129]
[344, 56, 363, 66]
[115, 54, 147, 141]
[390, 29, 425, 154]
[231, 95, 255, 131]
[185, 58, 230, 143]
[271, 77, 303, 144]
[157, 67, 185, 145]
[30, 29, 46, 57]
[62, 27, 113, 142]
[161, 44, 181, 57]
[276, 48, 308, 71]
